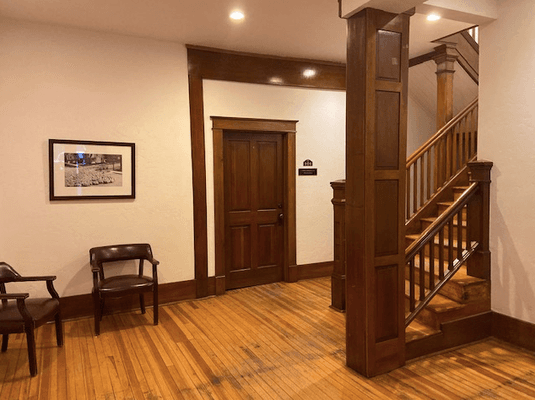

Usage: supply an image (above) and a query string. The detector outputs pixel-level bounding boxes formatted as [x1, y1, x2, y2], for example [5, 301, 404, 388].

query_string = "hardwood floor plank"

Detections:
[3, 278, 535, 399]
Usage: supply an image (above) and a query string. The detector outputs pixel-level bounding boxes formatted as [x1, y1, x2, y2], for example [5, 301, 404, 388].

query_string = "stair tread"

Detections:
[406, 319, 441, 342]
[453, 186, 470, 190]
[405, 281, 466, 313]
[421, 216, 467, 227]
[406, 234, 467, 249]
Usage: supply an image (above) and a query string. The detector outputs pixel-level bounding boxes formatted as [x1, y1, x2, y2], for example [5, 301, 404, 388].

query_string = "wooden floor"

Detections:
[2, 277, 535, 400]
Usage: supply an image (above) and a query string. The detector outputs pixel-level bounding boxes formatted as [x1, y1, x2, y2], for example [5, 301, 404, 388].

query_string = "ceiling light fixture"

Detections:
[230, 11, 244, 20]
[303, 69, 316, 78]
[426, 13, 441, 21]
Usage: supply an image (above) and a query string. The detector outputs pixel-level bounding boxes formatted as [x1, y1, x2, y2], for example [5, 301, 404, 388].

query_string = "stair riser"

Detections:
[404, 266, 490, 303]
[405, 297, 491, 330]
[420, 221, 466, 240]
[437, 205, 467, 218]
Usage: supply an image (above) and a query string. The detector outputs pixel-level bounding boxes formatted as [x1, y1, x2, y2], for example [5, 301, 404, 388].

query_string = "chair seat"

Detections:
[0, 298, 60, 332]
[98, 275, 154, 294]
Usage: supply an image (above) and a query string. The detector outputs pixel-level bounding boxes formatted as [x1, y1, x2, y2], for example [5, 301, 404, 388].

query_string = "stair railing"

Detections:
[405, 160, 492, 327]
[406, 98, 478, 222]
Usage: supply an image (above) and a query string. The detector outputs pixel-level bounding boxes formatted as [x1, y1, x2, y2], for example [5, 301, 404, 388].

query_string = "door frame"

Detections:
[211, 116, 298, 294]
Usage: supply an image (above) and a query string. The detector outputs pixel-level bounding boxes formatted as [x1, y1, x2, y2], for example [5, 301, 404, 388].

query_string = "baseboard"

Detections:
[492, 312, 535, 352]
[297, 261, 333, 280]
[406, 312, 492, 360]
[60, 279, 200, 320]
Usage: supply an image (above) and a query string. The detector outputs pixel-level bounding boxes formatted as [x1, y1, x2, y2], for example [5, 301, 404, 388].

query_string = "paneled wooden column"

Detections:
[345, 8, 409, 377]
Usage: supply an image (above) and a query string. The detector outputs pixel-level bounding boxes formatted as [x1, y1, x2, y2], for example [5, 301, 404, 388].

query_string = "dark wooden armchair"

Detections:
[0, 262, 63, 377]
[90, 243, 159, 335]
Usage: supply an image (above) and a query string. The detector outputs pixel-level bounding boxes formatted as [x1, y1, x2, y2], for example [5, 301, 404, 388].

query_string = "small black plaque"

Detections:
[298, 168, 317, 176]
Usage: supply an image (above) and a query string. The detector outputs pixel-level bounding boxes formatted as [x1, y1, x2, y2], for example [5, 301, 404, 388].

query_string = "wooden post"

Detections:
[345, 8, 409, 377]
[433, 44, 458, 189]
[467, 160, 493, 280]
[330, 180, 346, 312]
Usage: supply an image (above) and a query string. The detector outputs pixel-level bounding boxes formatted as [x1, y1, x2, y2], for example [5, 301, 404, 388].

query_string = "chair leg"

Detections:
[153, 287, 158, 325]
[1, 334, 8, 352]
[139, 294, 146, 314]
[55, 312, 64, 347]
[93, 291, 101, 336]
[26, 327, 38, 377]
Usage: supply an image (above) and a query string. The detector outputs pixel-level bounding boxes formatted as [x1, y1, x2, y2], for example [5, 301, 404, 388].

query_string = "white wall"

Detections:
[479, 0, 535, 324]
[203, 81, 346, 272]
[407, 94, 435, 156]
[0, 20, 195, 297]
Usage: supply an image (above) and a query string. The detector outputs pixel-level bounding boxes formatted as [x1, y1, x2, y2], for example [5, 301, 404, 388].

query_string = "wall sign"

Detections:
[299, 159, 317, 176]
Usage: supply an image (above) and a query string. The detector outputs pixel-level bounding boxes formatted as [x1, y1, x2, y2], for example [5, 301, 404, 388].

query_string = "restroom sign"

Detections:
[299, 159, 317, 176]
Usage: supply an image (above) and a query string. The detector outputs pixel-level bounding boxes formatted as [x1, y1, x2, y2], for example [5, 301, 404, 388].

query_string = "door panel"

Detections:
[224, 132, 284, 289]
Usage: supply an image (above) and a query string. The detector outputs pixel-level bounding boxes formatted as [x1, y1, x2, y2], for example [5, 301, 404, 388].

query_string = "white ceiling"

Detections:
[0, 0, 474, 62]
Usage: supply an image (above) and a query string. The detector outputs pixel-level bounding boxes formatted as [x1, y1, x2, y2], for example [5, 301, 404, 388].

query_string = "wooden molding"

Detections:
[60, 278, 208, 321]
[492, 312, 535, 353]
[211, 116, 298, 292]
[406, 312, 492, 360]
[187, 46, 347, 298]
[409, 50, 436, 68]
[297, 261, 334, 281]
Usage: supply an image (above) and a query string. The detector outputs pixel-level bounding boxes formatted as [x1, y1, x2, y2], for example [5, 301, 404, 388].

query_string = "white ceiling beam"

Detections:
[340, 0, 425, 18]
[417, 0, 498, 25]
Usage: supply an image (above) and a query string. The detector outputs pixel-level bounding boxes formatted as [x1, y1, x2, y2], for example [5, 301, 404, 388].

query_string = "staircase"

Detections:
[330, 96, 492, 359]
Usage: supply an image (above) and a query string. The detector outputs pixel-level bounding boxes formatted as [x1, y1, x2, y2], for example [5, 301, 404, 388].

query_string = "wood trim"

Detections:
[60, 279, 212, 321]
[406, 311, 492, 360]
[211, 116, 297, 293]
[409, 50, 436, 68]
[187, 47, 346, 298]
[297, 261, 334, 281]
[186, 45, 346, 90]
[492, 312, 535, 353]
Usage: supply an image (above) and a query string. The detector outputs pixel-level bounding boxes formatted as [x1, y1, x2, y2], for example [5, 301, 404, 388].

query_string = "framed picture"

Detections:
[49, 139, 135, 200]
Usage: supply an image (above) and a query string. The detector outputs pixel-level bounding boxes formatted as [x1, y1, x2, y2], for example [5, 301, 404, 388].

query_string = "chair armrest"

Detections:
[147, 257, 160, 267]
[15, 275, 56, 282]
[90, 260, 100, 273]
[0, 293, 29, 300]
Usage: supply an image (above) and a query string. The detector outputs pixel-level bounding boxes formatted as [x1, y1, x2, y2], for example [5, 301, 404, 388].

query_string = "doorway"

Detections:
[211, 117, 298, 293]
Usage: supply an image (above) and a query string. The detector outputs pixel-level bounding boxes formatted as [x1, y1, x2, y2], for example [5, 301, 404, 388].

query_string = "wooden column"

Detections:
[467, 160, 493, 280]
[330, 180, 346, 312]
[433, 44, 458, 130]
[345, 8, 409, 377]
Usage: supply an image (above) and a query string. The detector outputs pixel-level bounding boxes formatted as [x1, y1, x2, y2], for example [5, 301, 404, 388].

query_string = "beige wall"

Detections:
[479, 0, 535, 324]
[203, 81, 346, 272]
[0, 20, 195, 297]
[0, 19, 346, 297]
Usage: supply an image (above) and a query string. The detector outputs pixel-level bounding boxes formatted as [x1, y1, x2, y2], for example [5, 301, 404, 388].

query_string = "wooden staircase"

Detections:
[330, 97, 492, 359]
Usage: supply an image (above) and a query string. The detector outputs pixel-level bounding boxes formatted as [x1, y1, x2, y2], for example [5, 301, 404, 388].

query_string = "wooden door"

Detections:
[223, 131, 284, 289]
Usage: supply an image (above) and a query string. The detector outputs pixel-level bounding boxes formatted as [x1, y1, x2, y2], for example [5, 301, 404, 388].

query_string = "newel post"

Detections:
[467, 160, 493, 279]
[330, 180, 346, 312]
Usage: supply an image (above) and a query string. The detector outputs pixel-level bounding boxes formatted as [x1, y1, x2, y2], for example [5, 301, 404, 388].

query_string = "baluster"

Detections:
[409, 258, 415, 311]
[471, 108, 478, 158]
[433, 143, 438, 193]
[420, 157, 424, 210]
[426, 150, 431, 200]
[429, 234, 435, 290]
[457, 209, 464, 261]
[419, 248, 425, 301]
[446, 127, 452, 181]
[438, 228, 445, 279]
[406, 165, 411, 219]
[448, 219, 454, 270]
[463, 115, 469, 165]
[451, 122, 460, 175]
[413, 160, 418, 213]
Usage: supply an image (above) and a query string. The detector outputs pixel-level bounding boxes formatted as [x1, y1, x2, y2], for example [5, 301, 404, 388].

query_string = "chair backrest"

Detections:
[89, 244, 154, 278]
[0, 262, 21, 284]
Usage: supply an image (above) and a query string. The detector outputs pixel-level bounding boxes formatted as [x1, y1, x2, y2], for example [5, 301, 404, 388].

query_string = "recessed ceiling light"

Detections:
[427, 13, 441, 21]
[303, 69, 316, 78]
[230, 11, 244, 20]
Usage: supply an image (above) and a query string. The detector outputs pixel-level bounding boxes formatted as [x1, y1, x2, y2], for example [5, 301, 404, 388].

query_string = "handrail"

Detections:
[406, 97, 478, 221]
[405, 181, 480, 327]
[406, 182, 478, 258]
[407, 97, 478, 167]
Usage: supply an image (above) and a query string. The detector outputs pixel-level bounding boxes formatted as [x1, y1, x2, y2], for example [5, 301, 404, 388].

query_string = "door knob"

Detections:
[278, 213, 284, 221]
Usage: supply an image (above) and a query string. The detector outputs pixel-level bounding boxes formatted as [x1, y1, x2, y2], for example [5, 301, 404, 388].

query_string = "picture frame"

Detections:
[48, 139, 135, 200]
